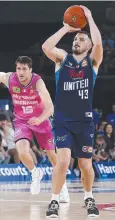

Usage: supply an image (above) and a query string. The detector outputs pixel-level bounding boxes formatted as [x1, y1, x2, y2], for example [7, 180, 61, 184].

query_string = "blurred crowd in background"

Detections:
[100, 29, 115, 75]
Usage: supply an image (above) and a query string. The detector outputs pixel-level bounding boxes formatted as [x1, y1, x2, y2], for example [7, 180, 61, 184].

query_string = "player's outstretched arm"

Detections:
[0, 72, 12, 87]
[80, 5, 103, 70]
[42, 24, 80, 63]
[28, 79, 54, 126]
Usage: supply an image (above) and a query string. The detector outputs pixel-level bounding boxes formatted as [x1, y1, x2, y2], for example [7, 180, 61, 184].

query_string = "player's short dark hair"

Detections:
[77, 30, 91, 39]
[15, 56, 32, 69]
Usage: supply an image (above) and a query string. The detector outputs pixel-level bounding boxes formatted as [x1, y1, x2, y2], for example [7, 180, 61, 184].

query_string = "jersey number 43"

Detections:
[78, 89, 88, 99]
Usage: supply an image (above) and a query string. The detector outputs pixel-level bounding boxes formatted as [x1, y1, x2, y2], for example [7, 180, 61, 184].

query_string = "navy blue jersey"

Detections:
[54, 54, 97, 123]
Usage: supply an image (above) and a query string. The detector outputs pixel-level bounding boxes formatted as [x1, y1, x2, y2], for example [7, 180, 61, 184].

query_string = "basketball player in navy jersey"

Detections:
[42, 6, 103, 217]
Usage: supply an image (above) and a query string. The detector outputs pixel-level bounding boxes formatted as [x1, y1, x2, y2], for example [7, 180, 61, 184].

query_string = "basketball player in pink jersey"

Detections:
[0, 56, 70, 202]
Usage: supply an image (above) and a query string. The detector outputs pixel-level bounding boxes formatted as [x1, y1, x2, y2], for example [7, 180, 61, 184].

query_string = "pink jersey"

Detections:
[9, 72, 45, 121]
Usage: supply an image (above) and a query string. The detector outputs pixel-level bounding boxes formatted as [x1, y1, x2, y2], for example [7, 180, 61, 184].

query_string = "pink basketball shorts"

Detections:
[13, 119, 54, 151]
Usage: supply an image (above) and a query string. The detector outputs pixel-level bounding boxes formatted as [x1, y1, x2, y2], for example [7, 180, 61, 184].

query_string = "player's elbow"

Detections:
[42, 42, 53, 54]
[42, 43, 49, 53]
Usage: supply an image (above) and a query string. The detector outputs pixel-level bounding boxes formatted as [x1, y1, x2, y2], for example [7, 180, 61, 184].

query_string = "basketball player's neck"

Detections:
[73, 51, 88, 63]
[20, 74, 32, 86]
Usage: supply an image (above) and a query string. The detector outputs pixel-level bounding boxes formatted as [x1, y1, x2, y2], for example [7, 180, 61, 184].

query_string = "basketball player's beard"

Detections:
[72, 48, 86, 55]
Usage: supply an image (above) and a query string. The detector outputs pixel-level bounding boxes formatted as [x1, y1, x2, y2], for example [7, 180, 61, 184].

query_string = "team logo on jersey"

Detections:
[13, 87, 20, 93]
[82, 146, 88, 152]
[30, 86, 34, 94]
[82, 59, 88, 67]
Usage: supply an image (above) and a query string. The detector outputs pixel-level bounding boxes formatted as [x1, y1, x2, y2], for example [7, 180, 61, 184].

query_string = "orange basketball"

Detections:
[63, 5, 87, 29]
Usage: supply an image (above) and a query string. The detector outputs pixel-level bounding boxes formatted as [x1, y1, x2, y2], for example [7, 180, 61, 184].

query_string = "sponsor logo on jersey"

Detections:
[82, 59, 88, 67]
[56, 135, 67, 142]
[65, 63, 75, 68]
[69, 70, 84, 79]
[88, 146, 93, 153]
[13, 94, 36, 100]
[68, 62, 73, 66]
[13, 87, 20, 93]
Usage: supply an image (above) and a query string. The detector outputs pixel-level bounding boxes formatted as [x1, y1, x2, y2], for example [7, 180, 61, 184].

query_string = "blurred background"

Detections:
[0, 1, 114, 179]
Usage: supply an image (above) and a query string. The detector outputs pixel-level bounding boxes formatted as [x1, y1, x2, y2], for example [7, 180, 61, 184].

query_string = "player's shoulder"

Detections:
[55, 50, 68, 62]
[55, 53, 73, 72]
[9, 72, 16, 79]
[33, 72, 41, 79]
[55, 48, 67, 57]
[33, 73, 43, 88]
[87, 55, 99, 74]
[56, 52, 70, 65]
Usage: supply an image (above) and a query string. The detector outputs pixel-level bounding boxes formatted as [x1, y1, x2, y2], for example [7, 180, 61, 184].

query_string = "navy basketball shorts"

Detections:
[53, 121, 94, 159]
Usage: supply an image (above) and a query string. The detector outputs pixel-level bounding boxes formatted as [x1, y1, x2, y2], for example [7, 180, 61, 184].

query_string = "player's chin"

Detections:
[19, 77, 25, 82]
[73, 49, 81, 55]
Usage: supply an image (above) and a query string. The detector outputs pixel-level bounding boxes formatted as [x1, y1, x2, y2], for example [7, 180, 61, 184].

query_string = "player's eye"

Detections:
[23, 68, 27, 71]
[80, 38, 85, 41]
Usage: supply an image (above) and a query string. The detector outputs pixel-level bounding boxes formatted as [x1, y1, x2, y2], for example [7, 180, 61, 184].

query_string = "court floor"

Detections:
[0, 179, 115, 220]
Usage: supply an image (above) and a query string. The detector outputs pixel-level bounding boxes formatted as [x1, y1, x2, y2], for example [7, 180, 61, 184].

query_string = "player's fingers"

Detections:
[80, 5, 88, 11]
[28, 120, 34, 124]
[63, 21, 68, 26]
[28, 122, 35, 125]
[80, 5, 85, 8]
[28, 120, 32, 123]
[28, 117, 36, 123]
